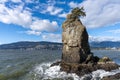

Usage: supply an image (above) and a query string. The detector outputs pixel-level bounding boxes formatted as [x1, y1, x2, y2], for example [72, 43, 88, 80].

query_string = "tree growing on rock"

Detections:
[67, 7, 86, 21]
[72, 7, 86, 18]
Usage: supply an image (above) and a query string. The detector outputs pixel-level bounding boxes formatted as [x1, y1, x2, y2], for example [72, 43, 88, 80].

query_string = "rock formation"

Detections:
[62, 7, 92, 64]
[51, 7, 120, 79]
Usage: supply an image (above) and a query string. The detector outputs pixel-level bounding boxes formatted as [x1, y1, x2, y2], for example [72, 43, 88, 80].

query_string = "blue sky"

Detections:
[0, 0, 120, 44]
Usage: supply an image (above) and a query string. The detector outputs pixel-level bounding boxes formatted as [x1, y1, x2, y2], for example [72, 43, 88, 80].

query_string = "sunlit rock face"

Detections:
[62, 14, 91, 63]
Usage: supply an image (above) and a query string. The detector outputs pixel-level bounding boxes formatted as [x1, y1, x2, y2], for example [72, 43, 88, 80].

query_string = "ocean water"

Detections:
[0, 49, 120, 80]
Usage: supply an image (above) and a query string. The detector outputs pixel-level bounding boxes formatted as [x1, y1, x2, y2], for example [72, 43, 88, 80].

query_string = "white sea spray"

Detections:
[33, 62, 120, 80]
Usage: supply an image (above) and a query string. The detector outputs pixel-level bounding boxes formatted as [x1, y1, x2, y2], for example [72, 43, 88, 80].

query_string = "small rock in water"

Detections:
[99, 57, 112, 63]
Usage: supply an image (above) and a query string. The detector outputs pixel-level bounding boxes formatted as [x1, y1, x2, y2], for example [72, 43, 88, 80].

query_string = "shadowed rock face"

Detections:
[62, 15, 91, 63]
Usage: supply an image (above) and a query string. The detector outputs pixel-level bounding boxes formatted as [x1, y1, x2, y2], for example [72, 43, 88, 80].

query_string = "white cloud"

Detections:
[58, 10, 71, 18]
[69, 1, 79, 8]
[0, 2, 59, 34]
[0, 0, 8, 3]
[26, 30, 41, 36]
[0, 3, 32, 27]
[0, 0, 60, 42]
[107, 29, 120, 34]
[57, 1, 66, 4]
[38, 0, 64, 16]
[30, 1, 63, 16]
[47, 0, 65, 5]
[30, 19, 58, 32]
[42, 6, 63, 15]
[89, 35, 120, 42]
[0, 0, 22, 3]
[11, 0, 22, 3]
[58, 13, 67, 18]
[47, 0, 56, 6]
[42, 33, 61, 42]
[25, 0, 33, 3]
[68, 0, 120, 28]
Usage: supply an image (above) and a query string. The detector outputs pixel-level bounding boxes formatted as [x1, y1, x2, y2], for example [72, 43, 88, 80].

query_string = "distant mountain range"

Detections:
[0, 41, 62, 50]
[0, 41, 120, 50]
[90, 41, 120, 48]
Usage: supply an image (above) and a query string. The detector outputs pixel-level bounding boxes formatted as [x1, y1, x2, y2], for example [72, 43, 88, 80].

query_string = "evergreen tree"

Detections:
[71, 7, 86, 18]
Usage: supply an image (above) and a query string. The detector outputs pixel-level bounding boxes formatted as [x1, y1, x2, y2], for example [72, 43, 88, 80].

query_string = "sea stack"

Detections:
[62, 7, 92, 64]
[51, 7, 119, 77]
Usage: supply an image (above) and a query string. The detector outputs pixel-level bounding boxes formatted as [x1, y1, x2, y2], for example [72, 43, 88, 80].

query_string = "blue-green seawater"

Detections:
[0, 49, 120, 80]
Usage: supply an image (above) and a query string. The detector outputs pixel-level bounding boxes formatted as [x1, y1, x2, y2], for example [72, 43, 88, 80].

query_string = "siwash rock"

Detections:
[62, 13, 92, 63]
[51, 7, 119, 78]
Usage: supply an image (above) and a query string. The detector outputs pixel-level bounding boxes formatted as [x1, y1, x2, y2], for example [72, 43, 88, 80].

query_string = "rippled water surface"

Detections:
[0, 49, 120, 80]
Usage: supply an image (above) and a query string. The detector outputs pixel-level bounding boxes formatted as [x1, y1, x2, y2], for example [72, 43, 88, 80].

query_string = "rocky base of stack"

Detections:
[60, 62, 119, 76]
[51, 61, 119, 77]
[102, 73, 120, 80]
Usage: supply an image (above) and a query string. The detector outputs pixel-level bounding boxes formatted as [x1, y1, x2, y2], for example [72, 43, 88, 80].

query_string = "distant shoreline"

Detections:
[0, 48, 120, 51]
[0, 41, 120, 51]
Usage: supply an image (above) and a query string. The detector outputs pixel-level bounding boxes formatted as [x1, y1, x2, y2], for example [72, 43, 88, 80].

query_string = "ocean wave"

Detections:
[31, 62, 120, 80]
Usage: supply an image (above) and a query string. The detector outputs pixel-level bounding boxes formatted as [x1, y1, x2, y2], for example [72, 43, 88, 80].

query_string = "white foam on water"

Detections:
[83, 68, 120, 80]
[33, 62, 120, 80]
[34, 62, 80, 80]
